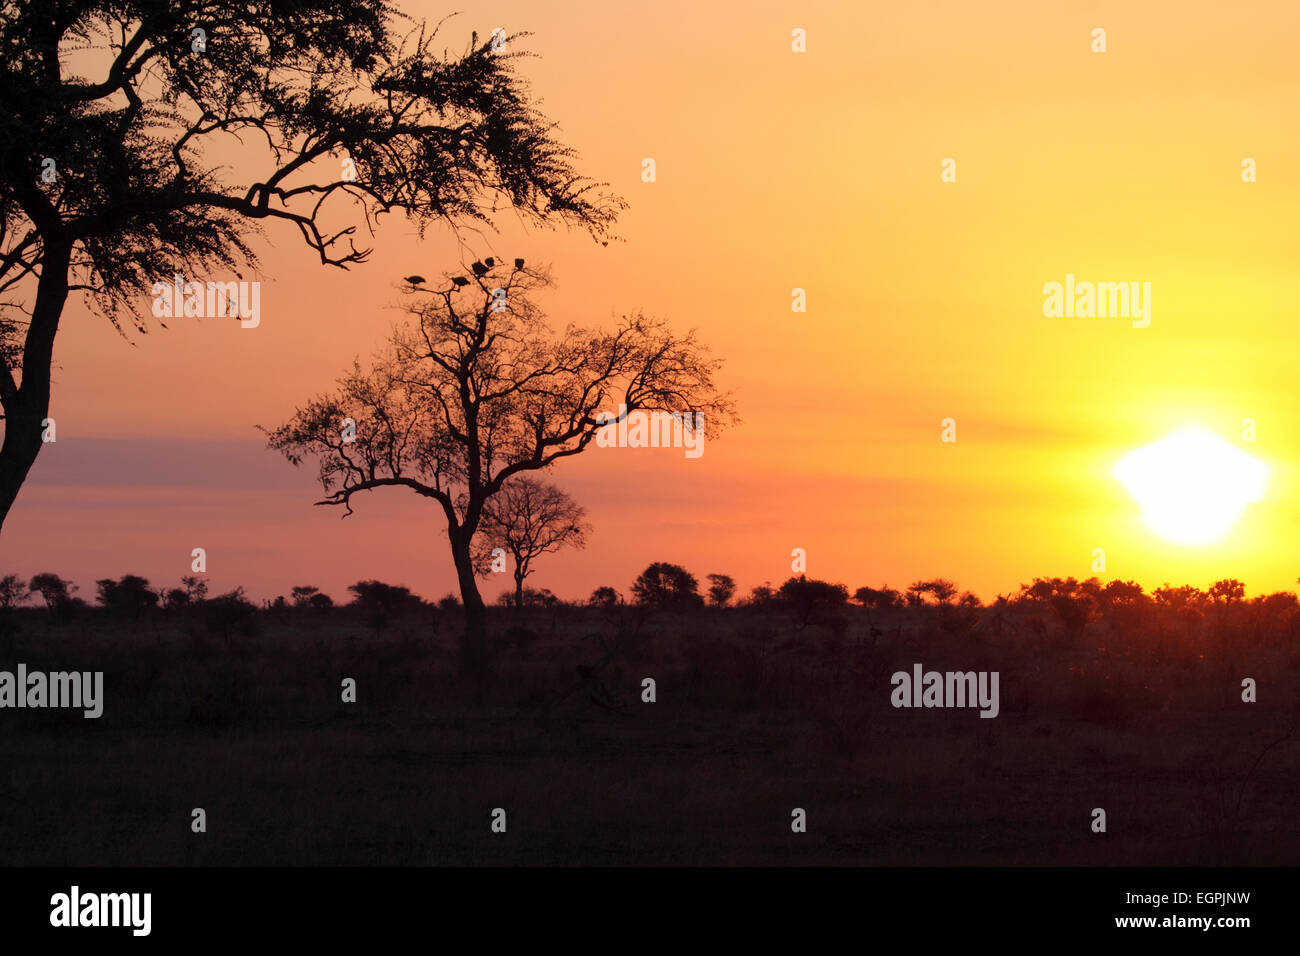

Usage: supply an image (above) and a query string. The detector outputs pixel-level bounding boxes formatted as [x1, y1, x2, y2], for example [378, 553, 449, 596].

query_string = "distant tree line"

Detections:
[2, 567, 1291, 644]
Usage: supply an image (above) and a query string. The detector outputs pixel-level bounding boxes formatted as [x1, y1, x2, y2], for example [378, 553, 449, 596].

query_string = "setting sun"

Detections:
[1113, 427, 1269, 547]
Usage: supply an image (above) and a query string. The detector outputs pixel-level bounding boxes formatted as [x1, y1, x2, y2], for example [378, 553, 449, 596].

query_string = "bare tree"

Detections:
[473, 476, 589, 611]
[265, 260, 735, 678]
[0, 1, 623, 531]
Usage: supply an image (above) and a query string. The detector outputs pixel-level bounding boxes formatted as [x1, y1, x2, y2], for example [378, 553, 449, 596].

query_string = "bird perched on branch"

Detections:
[470, 260, 488, 277]
[514, 258, 525, 269]
[402, 275, 425, 285]
[451, 276, 469, 287]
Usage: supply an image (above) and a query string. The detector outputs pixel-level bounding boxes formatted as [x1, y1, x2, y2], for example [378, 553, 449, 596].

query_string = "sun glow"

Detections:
[1113, 427, 1268, 547]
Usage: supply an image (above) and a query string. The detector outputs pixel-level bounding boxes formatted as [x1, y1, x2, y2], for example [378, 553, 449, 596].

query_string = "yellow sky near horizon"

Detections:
[6, 0, 1300, 604]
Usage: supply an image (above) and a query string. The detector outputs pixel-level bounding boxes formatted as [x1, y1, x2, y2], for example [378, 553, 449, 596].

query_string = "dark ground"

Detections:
[1, 600, 1297, 865]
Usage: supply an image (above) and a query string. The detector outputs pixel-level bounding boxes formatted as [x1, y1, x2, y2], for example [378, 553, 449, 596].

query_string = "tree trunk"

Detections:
[0, 240, 71, 533]
[450, 528, 488, 682]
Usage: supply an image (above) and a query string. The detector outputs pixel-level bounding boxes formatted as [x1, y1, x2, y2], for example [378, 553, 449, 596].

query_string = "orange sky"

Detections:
[6, 0, 1300, 604]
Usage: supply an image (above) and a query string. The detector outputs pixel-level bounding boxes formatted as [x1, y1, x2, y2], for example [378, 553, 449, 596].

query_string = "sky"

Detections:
[6, 0, 1300, 605]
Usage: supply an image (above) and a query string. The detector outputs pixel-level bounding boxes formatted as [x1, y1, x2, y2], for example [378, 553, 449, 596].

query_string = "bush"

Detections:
[204, 587, 259, 639]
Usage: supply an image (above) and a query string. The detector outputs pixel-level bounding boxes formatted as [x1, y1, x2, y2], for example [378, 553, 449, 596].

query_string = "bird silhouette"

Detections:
[451, 276, 470, 287]
[470, 261, 487, 277]
[484, 257, 495, 267]
[402, 275, 425, 285]
[514, 258, 525, 269]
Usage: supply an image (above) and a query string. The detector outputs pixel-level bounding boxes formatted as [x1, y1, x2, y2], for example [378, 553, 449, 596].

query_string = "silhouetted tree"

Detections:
[779, 575, 849, 628]
[307, 592, 334, 609]
[632, 562, 702, 609]
[348, 580, 424, 616]
[1049, 592, 1098, 642]
[267, 261, 734, 678]
[589, 586, 621, 607]
[1153, 584, 1204, 611]
[473, 476, 589, 610]
[0, 1, 623, 531]
[1098, 579, 1146, 631]
[96, 574, 158, 614]
[854, 585, 901, 608]
[0, 573, 27, 609]
[907, 578, 957, 605]
[28, 572, 75, 609]
[290, 586, 321, 608]
[518, 586, 559, 609]
[1209, 579, 1246, 605]
[706, 573, 736, 607]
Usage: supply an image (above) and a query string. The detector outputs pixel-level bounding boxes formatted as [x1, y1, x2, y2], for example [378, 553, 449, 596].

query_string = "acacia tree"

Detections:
[631, 562, 702, 609]
[473, 475, 589, 611]
[265, 260, 734, 677]
[28, 571, 76, 608]
[0, 1, 622, 531]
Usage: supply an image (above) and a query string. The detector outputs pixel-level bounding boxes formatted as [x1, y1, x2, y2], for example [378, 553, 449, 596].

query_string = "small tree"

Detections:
[706, 573, 736, 607]
[631, 562, 702, 609]
[96, 575, 159, 614]
[518, 586, 560, 609]
[1209, 579, 1246, 605]
[348, 581, 425, 616]
[589, 586, 621, 607]
[28, 572, 75, 609]
[1050, 593, 1099, 641]
[854, 585, 901, 608]
[290, 586, 321, 608]
[904, 578, 960, 606]
[0, 573, 28, 609]
[267, 261, 734, 678]
[473, 477, 589, 611]
[1153, 584, 1204, 613]
[778, 575, 849, 628]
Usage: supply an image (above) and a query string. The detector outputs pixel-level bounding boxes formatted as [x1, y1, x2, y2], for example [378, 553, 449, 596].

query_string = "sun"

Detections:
[1113, 426, 1268, 546]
